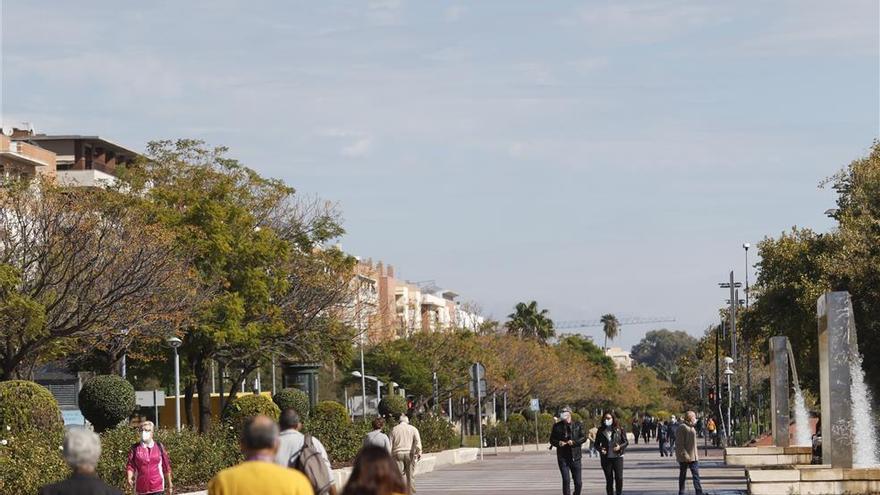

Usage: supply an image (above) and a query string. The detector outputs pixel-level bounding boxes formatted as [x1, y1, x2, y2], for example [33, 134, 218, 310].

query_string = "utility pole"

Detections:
[729, 271, 737, 362]
[743, 242, 752, 442]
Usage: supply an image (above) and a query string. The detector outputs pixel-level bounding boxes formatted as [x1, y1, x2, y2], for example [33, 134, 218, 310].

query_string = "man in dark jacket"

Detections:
[549, 407, 587, 495]
[39, 428, 121, 495]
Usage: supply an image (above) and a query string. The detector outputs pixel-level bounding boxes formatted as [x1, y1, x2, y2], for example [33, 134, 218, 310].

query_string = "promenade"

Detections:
[417, 441, 747, 495]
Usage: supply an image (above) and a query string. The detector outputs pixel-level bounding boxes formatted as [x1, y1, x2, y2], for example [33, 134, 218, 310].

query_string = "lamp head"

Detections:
[391, 382, 399, 388]
[351, 371, 362, 378]
[166, 336, 182, 348]
[743, 242, 751, 250]
[723, 356, 734, 365]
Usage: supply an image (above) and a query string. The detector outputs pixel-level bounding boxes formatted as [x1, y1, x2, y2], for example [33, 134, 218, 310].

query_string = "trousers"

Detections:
[600, 456, 623, 495]
[678, 461, 703, 495]
[395, 452, 416, 494]
[556, 456, 582, 495]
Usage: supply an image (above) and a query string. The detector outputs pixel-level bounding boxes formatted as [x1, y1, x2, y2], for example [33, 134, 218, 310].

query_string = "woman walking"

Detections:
[342, 446, 407, 495]
[595, 411, 628, 495]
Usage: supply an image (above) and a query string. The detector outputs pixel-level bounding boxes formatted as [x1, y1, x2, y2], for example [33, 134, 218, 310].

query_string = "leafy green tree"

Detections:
[558, 334, 615, 379]
[600, 314, 620, 351]
[506, 301, 554, 342]
[630, 329, 698, 381]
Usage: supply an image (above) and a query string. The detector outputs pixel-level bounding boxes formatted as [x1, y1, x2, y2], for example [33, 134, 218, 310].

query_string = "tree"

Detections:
[119, 140, 355, 431]
[506, 301, 554, 342]
[630, 329, 698, 381]
[600, 314, 620, 351]
[0, 179, 193, 380]
[558, 334, 616, 379]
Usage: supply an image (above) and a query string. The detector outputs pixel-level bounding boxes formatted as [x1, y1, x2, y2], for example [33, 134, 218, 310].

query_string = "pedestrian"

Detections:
[364, 417, 392, 453]
[126, 421, 173, 495]
[587, 423, 599, 458]
[389, 414, 422, 495]
[674, 411, 704, 495]
[549, 407, 586, 495]
[667, 415, 678, 457]
[706, 418, 717, 446]
[631, 416, 640, 445]
[208, 415, 314, 495]
[657, 421, 669, 457]
[641, 416, 650, 444]
[39, 428, 121, 495]
[595, 411, 628, 495]
[275, 409, 334, 495]
[341, 446, 407, 495]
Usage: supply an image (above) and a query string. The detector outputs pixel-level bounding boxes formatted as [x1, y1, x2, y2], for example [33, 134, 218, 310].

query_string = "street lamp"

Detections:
[166, 336, 183, 432]
[724, 356, 735, 444]
[743, 242, 752, 441]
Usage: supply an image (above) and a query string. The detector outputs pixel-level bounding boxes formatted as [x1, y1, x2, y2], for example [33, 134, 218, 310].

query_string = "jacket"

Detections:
[274, 429, 333, 474]
[39, 473, 122, 495]
[390, 421, 423, 456]
[126, 441, 171, 495]
[675, 422, 699, 463]
[594, 425, 629, 459]
[364, 429, 392, 452]
[549, 420, 586, 460]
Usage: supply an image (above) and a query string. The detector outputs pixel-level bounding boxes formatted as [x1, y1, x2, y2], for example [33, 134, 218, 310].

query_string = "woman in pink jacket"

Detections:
[126, 421, 173, 495]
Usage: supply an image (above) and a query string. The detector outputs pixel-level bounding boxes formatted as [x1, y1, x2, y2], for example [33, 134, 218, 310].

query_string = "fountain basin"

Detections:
[747, 465, 880, 494]
[725, 446, 812, 467]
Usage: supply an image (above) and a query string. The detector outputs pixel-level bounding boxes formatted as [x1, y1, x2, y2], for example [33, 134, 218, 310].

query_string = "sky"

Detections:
[2, 1, 878, 351]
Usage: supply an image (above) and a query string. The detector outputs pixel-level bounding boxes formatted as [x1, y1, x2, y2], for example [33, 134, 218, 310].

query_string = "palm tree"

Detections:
[600, 313, 620, 351]
[506, 301, 555, 343]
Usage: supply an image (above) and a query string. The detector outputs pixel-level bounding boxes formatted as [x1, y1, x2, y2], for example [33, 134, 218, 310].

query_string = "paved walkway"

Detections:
[416, 442, 746, 495]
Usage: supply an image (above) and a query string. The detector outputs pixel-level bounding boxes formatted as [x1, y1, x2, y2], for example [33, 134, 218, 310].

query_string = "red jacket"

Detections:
[126, 442, 171, 495]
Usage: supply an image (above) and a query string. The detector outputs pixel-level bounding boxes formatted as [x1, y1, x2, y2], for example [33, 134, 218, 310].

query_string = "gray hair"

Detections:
[63, 428, 102, 469]
[399, 414, 409, 424]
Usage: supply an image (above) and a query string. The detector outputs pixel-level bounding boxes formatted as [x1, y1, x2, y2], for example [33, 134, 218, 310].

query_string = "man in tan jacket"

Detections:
[674, 411, 703, 495]
[390, 414, 422, 494]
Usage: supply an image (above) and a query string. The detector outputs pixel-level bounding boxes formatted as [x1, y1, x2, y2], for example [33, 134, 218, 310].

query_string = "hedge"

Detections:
[272, 388, 310, 418]
[0, 428, 67, 494]
[0, 380, 63, 435]
[313, 400, 349, 424]
[378, 394, 407, 418]
[411, 415, 458, 452]
[79, 375, 137, 432]
[223, 394, 280, 433]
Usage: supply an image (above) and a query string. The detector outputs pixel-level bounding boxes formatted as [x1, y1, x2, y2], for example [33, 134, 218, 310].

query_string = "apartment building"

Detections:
[11, 127, 139, 187]
[0, 133, 57, 180]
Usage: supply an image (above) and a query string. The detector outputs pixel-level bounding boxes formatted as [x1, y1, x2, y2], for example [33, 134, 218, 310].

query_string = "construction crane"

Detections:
[555, 316, 676, 331]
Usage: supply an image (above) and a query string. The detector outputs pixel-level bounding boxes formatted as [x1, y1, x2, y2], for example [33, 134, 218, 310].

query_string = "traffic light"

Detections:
[708, 387, 716, 403]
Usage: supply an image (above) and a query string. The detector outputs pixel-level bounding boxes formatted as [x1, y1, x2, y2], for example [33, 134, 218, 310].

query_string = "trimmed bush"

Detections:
[412, 414, 458, 452]
[223, 394, 280, 433]
[378, 394, 407, 419]
[506, 413, 528, 441]
[0, 380, 63, 435]
[305, 402, 367, 466]
[313, 400, 349, 424]
[79, 375, 136, 432]
[98, 426, 241, 492]
[0, 428, 67, 494]
[272, 388, 310, 418]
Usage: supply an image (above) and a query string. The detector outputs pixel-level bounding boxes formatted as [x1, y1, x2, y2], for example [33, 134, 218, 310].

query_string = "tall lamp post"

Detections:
[743, 242, 752, 441]
[166, 336, 183, 432]
[724, 356, 735, 445]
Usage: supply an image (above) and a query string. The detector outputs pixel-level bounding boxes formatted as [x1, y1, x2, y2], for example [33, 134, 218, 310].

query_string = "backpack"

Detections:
[290, 434, 334, 495]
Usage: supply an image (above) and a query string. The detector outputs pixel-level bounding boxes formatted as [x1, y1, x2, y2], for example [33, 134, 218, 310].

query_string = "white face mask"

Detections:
[142, 431, 153, 442]
[604, 419, 613, 427]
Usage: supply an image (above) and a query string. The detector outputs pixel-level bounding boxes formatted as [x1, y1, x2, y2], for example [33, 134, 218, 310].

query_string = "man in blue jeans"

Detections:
[674, 411, 704, 495]
[549, 407, 586, 495]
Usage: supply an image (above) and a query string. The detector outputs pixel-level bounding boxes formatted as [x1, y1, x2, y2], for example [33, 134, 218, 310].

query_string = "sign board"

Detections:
[469, 379, 487, 398]
[530, 398, 540, 412]
[469, 363, 487, 399]
[136, 390, 166, 407]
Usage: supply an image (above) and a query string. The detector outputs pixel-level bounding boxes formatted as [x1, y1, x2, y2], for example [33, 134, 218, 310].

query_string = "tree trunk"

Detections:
[193, 356, 213, 433]
[184, 381, 194, 428]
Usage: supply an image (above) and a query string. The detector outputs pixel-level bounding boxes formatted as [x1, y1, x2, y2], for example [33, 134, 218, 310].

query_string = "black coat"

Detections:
[595, 425, 629, 458]
[549, 420, 587, 460]
[39, 474, 122, 495]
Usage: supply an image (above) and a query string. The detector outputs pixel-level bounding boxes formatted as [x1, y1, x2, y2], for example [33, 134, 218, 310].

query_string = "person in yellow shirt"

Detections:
[209, 415, 315, 495]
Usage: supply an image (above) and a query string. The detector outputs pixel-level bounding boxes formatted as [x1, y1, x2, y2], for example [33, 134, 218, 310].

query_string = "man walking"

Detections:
[390, 414, 422, 494]
[549, 408, 586, 495]
[674, 411, 704, 495]
[209, 415, 313, 495]
[275, 409, 334, 494]
[667, 415, 678, 457]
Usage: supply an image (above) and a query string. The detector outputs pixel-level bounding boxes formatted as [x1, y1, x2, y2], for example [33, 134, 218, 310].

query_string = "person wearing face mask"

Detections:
[594, 411, 628, 495]
[674, 411, 704, 495]
[126, 421, 173, 495]
[549, 407, 586, 495]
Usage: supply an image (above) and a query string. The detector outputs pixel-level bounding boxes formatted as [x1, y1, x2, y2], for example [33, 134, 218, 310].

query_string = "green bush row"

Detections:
[484, 412, 555, 445]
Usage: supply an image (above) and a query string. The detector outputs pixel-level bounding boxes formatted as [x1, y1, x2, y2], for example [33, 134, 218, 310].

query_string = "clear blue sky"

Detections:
[2, 1, 878, 351]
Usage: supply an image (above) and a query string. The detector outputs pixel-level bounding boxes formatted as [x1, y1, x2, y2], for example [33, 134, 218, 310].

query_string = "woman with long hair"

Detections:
[594, 410, 629, 495]
[342, 446, 408, 495]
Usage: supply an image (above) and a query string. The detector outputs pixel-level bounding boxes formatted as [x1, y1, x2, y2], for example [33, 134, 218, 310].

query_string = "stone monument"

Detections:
[816, 291, 855, 468]
[769, 336, 791, 448]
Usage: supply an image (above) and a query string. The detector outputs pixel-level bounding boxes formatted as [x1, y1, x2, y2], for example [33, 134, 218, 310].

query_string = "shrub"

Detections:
[412, 415, 458, 452]
[272, 388, 310, 418]
[506, 413, 528, 442]
[313, 400, 349, 424]
[98, 426, 241, 492]
[0, 380, 63, 435]
[305, 405, 369, 467]
[223, 394, 280, 433]
[0, 428, 67, 494]
[78, 375, 136, 432]
[378, 395, 407, 419]
[570, 412, 583, 423]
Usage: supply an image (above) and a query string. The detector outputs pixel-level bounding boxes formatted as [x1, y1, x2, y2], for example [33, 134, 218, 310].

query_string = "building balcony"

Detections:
[56, 169, 118, 188]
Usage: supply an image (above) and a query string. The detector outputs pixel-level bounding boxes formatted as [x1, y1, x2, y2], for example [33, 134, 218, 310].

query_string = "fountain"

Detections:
[786, 341, 812, 447]
[745, 291, 880, 494]
[724, 335, 812, 467]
